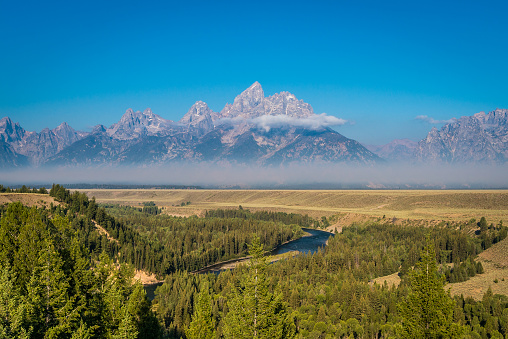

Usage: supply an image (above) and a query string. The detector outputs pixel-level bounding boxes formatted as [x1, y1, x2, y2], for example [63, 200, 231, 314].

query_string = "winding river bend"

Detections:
[269, 228, 333, 255]
[144, 228, 333, 300]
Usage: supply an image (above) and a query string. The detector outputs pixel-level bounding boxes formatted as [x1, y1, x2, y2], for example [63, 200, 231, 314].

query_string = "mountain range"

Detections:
[1, 82, 507, 168]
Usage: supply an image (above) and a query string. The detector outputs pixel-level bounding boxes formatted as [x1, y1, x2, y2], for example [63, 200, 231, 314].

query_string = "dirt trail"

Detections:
[92, 220, 119, 244]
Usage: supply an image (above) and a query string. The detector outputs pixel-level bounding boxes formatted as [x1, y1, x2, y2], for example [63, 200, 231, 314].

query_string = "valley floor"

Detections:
[79, 189, 508, 221]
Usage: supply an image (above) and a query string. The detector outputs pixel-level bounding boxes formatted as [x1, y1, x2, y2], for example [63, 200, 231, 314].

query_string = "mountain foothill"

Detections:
[1, 82, 507, 168]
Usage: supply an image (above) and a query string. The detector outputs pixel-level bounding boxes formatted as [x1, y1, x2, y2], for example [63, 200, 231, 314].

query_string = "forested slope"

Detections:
[47, 185, 305, 276]
[154, 218, 508, 338]
[0, 202, 160, 338]
[2, 184, 508, 338]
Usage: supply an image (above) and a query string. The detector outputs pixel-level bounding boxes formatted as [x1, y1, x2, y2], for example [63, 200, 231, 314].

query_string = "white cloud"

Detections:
[415, 115, 456, 124]
[217, 113, 347, 132]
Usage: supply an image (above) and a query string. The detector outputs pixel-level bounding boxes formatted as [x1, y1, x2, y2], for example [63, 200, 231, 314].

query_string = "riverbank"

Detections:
[144, 228, 333, 299]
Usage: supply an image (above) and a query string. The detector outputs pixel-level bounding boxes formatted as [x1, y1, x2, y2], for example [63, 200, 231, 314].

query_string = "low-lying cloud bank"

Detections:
[217, 113, 347, 132]
[415, 115, 456, 124]
[2, 163, 507, 189]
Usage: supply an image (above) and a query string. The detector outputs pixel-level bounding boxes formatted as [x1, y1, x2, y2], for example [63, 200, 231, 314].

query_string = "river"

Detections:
[270, 228, 333, 255]
[144, 228, 333, 300]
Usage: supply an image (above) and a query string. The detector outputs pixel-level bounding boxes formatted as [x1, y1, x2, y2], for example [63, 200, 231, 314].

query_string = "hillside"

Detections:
[448, 235, 508, 300]
[0, 192, 59, 207]
[3, 186, 508, 337]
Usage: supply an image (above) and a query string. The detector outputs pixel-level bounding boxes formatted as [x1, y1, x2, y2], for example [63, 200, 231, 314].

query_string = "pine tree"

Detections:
[113, 308, 138, 339]
[223, 236, 295, 339]
[26, 239, 74, 338]
[0, 265, 32, 339]
[70, 321, 92, 339]
[126, 282, 161, 338]
[397, 235, 465, 338]
[186, 281, 215, 339]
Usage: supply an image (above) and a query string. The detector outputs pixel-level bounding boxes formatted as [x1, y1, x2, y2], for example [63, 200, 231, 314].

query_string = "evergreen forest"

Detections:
[1, 184, 508, 338]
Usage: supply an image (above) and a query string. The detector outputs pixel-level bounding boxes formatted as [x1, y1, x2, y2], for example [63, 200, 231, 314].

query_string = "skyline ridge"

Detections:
[1, 82, 507, 168]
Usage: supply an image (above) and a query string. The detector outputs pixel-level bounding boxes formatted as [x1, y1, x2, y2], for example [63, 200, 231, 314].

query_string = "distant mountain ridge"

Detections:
[414, 109, 508, 164]
[0, 83, 380, 167]
[0, 117, 87, 166]
[364, 109, 508, 164]
[365, 139, 418, 162]
[1, 84, 507, 168]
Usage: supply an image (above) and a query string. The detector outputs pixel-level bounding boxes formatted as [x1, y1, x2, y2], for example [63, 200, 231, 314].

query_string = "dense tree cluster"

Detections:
[205, 208, 314, 228]
[0, 184, 48, 194]
[142, 201, 161, 215]
[0, 202, 160, 338]
[153, 219, 508, 338]
[47, 185, 303, 277]
[106, 205, 303, 274]
[397, 236, 464, 338]
[3, 185, 508, 338]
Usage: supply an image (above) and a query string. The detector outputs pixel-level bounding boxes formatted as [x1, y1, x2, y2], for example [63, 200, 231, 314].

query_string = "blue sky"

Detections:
[1, 0, 507, 144]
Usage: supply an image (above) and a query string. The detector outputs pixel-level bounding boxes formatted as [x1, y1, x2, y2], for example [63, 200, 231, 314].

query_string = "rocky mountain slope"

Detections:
[0, 117, 87, 165]
[414, 109, 508, 164]
[3, 84, 506, 167]
[1, 83, 380, 167]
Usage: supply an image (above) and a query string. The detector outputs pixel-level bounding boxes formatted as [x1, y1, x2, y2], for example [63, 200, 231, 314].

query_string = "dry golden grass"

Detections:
[370, 272, 401, 288]
[371, 237, 508, 299]
[448, 236, 508, 300]
[0, 193, 59, 208]
[79, 189, 508, 221]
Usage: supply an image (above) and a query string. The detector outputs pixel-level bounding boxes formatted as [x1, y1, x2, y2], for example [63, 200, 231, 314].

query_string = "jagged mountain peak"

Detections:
[92, 124, 107, 134]
[473, 111, 486, 119]
[181, 101, 212, 120]
[0, 116, 19, 131]
[244, 80, 263, 93]
[53, 121, 73, 133]
[179, 101, 215, 133]
[229, 82, 265, 114]
[0, 116, 13, 126]
[51, 121, 83, 142]
[118, 107, 156, 121]
[0, 116, 27, 143]
[107, 108, 174, 140]
[218, 82, 313, 120]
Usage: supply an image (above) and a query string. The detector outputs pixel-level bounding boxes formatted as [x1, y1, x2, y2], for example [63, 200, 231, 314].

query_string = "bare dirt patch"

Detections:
[134, 269, 163, 285]
[93, 221, 119, 244]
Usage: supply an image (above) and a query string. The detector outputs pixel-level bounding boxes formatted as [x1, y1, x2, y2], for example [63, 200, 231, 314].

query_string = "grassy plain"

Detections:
[0, 193, 59, 208]
[79, 189, 508, 222]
